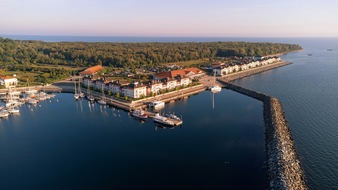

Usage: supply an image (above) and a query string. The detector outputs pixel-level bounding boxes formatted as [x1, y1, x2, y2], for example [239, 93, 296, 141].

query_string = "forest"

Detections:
[0, 37, 302, 69]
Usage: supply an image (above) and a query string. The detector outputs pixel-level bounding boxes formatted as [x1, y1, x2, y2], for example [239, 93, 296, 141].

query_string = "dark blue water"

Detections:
[233, 38, 338, 190]
[0, 91, 266, 190]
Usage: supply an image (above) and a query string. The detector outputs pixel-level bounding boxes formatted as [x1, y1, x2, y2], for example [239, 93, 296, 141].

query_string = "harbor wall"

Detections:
[220, 82, 307, 190]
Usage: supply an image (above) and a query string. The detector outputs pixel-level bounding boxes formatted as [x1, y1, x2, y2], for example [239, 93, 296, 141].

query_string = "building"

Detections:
[153, 67, 205, 80]
[0, 75, 18, 88]
[79, 65, 104, 77]
[122, 82, 147, 98]
[146, 80, 163, 95]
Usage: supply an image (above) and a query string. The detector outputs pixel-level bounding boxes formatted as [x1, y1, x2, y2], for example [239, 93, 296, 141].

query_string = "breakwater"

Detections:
[219, 81, 307, 190]
[220, 61, 292, 83]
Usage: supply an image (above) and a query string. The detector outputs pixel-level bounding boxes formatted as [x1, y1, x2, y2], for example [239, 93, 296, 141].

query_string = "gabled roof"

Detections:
[154, 67, 205, 79]
[0, 75, 16, 80]
[79, 65, 103, 75]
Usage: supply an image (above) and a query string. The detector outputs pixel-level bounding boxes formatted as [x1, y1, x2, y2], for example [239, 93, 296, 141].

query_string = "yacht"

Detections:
[7, 107, 20, 114]
[27, 98, 38, 105]
[153, 113, 174, 126]
[210, 85, 222, 93]
[209, 71, 222, 93]
[0, 110, 9, 118]
[131, 110, 148, 120]
[166, 113, 181, 121]
[148, 100, 165, 109]
[97, 99, 107, 105]
[74, 93, 80, 100]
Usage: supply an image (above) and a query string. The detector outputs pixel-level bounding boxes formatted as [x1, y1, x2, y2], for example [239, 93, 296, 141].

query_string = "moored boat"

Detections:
[210, 85, 222, 93]
[153, 113, 174, 126]
[0, 110, 9, 118]
[131, 110, 148, 120]
[7, 107, 20, 114]
[148, 100, 165, 109]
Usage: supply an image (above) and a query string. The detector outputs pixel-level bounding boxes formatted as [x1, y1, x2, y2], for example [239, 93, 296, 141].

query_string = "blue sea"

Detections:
[1, 35, 338, 189]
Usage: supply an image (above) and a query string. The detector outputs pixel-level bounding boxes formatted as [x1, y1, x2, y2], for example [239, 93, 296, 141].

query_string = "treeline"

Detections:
[0, 37, 302, 68]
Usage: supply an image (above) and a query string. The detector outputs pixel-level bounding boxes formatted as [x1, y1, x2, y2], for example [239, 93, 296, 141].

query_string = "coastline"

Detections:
[1, 56, 308, 189]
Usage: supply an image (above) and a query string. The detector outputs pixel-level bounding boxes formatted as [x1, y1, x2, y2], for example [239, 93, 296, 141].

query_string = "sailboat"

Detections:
[73, 77, 79, 100]
[97, 85, 107, 105]
[78, 80, 85, 98]
[86, 80, 95, 102]
[209, 71, 222, 93]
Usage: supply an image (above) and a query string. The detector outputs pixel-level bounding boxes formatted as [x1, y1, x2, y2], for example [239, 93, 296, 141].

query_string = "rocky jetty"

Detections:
[220, 82, 307, 190]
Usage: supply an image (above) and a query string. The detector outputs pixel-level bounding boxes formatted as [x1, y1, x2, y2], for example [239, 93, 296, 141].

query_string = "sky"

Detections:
[1, 0, 338, 37]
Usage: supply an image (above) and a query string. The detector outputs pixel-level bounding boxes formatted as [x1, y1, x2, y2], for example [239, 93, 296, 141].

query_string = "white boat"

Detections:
[0, 110, 9, 118]
[6, 100, 18, 108]
[73, 76, 79, 100]
[97, 99, 106, 105]
[149, 100, 165, 109]
[7, 107, 20, 114]
[74, 93, 80, 100]
[209, 71, 222, 93]
[210, 85, 222, 93]
[78, 80, 85, 98]
[97, 86, 107, 105]
[131, 110, 148, 120]
[167, 113, 181, 121]
[27, 99, 38, 105]
[153, 113, 174, 126]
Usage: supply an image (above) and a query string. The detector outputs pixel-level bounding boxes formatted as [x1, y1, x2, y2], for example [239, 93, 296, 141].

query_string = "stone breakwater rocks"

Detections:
[219, 62, 292, 83]
[220, 82, 307, 190]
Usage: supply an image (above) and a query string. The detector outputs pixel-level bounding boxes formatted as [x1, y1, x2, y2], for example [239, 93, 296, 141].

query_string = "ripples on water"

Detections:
[233, 38, 338, 190]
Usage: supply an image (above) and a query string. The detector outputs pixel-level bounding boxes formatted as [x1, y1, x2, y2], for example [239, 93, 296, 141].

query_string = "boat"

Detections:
[78, 80, 85, 98]
[0, 110, 9, 118]
[166, 113, 181, 121]
[73, 76, 80, 100]
[7, 107, 20, 114]
[27, 98, 38, 105]
[148, 100, 165, 109]
[307, 53, 312, 56]
[131, 110, 148, 120]
[210, 85, 222, 93]
[153, 113, 174, 126]
[86, 80, 95, 102]
[97, 86, 107, 105]
[209, 71, 222, 93]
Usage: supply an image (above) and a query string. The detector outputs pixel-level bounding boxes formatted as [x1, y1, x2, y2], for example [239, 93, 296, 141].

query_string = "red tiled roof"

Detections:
[154, 67, 204, 79]
[0, 75, 16, 80]
[79, 65, 103, 75]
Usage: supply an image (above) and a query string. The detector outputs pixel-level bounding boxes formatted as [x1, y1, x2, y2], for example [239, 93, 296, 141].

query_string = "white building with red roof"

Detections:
[0, 75, 18, 88]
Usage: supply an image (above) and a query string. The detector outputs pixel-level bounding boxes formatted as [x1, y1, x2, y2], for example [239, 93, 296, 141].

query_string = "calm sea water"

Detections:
[0, 91, 266, 190]
[233, 38, 338, 190]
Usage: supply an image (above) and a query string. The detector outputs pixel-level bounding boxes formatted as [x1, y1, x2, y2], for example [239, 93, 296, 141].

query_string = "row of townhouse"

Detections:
[214, 56, 281, 76]
[83, 76, 192, 99]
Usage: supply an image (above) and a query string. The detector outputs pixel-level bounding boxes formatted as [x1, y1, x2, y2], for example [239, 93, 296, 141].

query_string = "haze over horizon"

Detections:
[1, 0, 338, 37]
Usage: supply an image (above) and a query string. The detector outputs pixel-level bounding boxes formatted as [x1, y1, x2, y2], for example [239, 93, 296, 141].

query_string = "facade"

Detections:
[213, 56, 281, 76]
[0, 76, 18, 88]
[122, 82, 147, 99]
